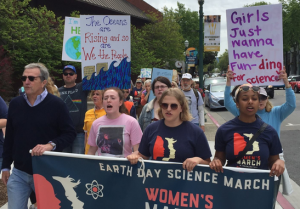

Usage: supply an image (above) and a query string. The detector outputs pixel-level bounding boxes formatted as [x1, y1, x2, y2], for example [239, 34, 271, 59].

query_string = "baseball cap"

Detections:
[182, 73, 192, 79]
[63, 65, 76, 73]
[259, 87, 268, 97]
[136, 79, 142, 83]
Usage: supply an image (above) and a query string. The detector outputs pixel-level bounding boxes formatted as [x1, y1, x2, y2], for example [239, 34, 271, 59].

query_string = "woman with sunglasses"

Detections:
[211, 83, 285, 208]
[138, 76, 172, 132]
[128, 88, 211, 171]
[83, 90, 106, 154]
[224, 67, 296, 196]
[87, 87, 142, 157]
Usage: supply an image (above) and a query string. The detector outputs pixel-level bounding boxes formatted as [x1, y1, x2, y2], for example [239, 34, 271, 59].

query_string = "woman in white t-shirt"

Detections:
[87, 87, 142, 157]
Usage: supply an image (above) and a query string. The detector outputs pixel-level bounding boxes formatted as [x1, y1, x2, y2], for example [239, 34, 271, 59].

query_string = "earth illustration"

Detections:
[65, 36, 81, 60]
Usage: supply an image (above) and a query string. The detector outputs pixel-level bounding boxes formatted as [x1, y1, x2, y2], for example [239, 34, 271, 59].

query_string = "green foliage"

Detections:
[131, 11, 184, 74]
[244, 1, 271, 7]
[0, 0, 64, 79]
[217, 49, 229, 72]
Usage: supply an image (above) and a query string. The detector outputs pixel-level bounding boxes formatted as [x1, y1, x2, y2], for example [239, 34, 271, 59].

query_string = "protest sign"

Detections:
[62, 17, 81, 62]
[32, 152, 275, 209]
[227, 4, 284, 86]
[204, 15, 221, 52]
[148, 68, 173, 102]
[141, 68, 152, 78]
[80, 15, 131, 90]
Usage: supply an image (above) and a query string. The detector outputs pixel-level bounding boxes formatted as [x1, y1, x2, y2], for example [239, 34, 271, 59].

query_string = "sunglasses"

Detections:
[161, 103, 179, 110]
[63, 72, 75, 76]
[260, 95, 268, 101]
[21, 76, 43, 82]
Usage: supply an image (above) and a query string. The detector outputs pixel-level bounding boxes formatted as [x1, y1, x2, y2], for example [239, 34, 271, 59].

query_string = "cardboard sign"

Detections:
[62, 17, 81, 62]
[227, 4, 284, 86]
[80, 15, 131, 90]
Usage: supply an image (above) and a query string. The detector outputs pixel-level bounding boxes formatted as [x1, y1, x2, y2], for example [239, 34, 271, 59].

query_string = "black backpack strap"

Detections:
[192, 89, 199, 109]
[227, 123, 268, 166]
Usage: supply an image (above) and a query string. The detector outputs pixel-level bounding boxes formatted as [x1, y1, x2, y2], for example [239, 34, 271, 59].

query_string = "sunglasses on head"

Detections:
[63, 72, 75, 76]
[239, 85, 260, 92]
[21, 76, 43, 82]
[161, 103, 178, 110]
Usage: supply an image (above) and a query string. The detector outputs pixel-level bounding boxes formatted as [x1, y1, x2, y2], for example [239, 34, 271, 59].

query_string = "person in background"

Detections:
[83, 90, 106, 154]
[46, 77, 60, 97]
[58, 65, 89, 154]
[131, 79, 144, 117]
[87, 88, 142, 157]
[194, 81, 205, 98]
[127, 88, 211, 171]
[171, 81, 178, 88]
[210, 83, 285, 209]
[0, 96, 8, 170]
[181, 73, 205, 132]
[138, 76, 171, 132]
[141, 79, 151, 106]
[224, 66, 296, 199]
[122, 89, 136, 119]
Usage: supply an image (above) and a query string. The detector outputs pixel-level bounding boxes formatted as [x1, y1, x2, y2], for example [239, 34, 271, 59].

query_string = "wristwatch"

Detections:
[48, 141, 56, 150]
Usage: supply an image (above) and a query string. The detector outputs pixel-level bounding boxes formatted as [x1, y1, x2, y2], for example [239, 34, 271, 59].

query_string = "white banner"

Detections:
[204, 15, 221, 51]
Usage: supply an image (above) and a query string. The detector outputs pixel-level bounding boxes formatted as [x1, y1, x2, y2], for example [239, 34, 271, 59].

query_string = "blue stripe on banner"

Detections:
[32, 153, 274, 209]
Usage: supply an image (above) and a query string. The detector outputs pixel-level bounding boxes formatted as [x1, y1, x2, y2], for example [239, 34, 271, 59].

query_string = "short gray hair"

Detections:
[24, 63, 49, 81]
[144, 79, 151, 85]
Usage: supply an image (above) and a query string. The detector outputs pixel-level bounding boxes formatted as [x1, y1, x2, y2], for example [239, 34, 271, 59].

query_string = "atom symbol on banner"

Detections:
[86, 180, 104, 199]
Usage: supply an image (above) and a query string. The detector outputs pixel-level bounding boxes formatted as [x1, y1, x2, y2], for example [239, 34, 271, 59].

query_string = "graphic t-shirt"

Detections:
[58, 83, 88, 133]
[131, 87, 143, 105]
[88, 114, 142, 157]
[182, 89, 204, 124]
[139, 120, 211, 163]
[215, 117, 282, 170]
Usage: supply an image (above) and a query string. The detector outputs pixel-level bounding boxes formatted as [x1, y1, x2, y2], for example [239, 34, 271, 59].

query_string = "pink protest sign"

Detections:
[226, 4, 284, 86]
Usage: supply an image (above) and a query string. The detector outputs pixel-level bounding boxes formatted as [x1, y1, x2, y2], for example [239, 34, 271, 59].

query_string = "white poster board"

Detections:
[227, 4, 284, 86]
[62, 17, 81, 62]
[140, 68, 152, 78]
[80, 15, 131, 90]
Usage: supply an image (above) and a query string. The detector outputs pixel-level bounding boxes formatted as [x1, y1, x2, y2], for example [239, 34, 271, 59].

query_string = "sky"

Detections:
[144, 0, 281, 56]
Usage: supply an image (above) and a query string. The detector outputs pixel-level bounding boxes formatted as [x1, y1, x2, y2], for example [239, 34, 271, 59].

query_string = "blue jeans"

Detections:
[63, 132, 85, 154]
[7, 168, 35, 209]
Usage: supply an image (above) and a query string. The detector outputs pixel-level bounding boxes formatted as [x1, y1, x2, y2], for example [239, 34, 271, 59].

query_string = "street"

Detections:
[205, 88, 300, 186]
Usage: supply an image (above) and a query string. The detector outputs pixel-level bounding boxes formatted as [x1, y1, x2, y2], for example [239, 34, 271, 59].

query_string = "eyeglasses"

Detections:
[63, 72, 75, 76]
[161, 103, 179, 110]
[21, 76, 43, 82]
[154, 85, 168, 90]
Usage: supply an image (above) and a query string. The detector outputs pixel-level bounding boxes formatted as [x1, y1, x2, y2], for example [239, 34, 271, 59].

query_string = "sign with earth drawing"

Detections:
[80, 15, 131, 90]
[62, 17, 81, 62]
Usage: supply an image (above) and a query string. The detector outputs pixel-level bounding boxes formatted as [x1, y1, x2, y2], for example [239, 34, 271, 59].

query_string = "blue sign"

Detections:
[32, 153, 275, 209]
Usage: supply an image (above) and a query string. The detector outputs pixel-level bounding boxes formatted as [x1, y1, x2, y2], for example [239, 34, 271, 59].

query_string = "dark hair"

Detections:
[103, 87, 129, 115]
[151, 76, 172, 94]
[230, 85, 241, 102]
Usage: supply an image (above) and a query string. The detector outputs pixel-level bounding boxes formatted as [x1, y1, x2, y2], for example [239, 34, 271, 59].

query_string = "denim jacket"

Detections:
[138, 99, 155, 132]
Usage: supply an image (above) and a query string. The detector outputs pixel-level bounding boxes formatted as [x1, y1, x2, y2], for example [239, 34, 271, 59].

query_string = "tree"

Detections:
[130, 11, 185, 74]
[244, 1, 271, 7]
[0, 0, 64, 78]
[217, 49, 229, 72]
